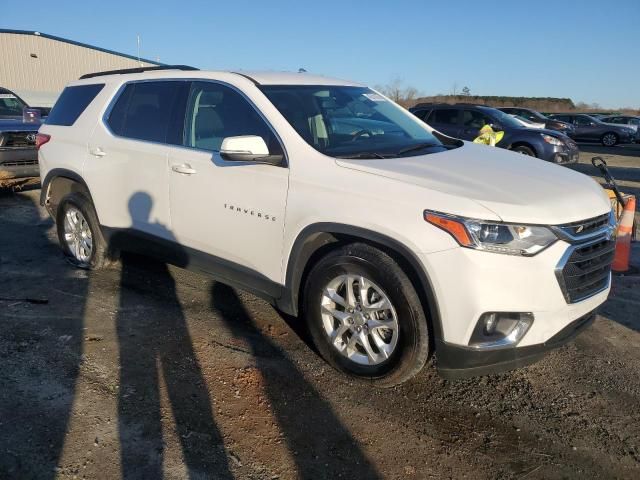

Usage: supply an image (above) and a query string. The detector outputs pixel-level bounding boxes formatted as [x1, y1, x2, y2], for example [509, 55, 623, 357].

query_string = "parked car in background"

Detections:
[0, 87, 42, 180]
[599, 115, 640, 139]
[38, 66, 613, 385]
[498, 107, 575, 136]
[411, 103, 579, 163]
[548, 113, 636, 146]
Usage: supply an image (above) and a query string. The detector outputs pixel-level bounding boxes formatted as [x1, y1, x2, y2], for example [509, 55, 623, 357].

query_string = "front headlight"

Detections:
[542, 134, 563, 146]
[425, 211, 557, 256]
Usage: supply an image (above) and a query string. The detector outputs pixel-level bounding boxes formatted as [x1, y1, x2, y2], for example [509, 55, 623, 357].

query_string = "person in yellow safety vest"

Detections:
[473, 124, 505, 147]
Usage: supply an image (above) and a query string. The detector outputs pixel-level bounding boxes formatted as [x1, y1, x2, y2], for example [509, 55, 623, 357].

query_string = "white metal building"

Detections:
[0, 29, 161, 107]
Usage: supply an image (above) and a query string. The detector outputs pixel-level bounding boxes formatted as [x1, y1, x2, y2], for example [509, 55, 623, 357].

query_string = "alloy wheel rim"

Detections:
[603, 134, 616, 146]
[320, 274, 399, 366]
[63, 206, 93, 264]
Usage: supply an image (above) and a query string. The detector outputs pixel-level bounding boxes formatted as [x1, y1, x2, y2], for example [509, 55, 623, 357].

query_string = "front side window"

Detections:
[107, 81, 184, 143]
[575, 115, 594, 126]
[262, 85, 447, 158]
[462, 110, 491, 129]
[183, 81, 281, 154]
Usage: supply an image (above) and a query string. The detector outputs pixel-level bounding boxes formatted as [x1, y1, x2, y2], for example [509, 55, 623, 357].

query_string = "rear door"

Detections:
[166, 80, 289, 287]
[85, 80, 187, 238]
[425, 108, 461, 137]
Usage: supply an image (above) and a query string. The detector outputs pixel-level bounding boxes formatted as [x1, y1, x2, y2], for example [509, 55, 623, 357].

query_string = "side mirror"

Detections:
[220, 135, 283, 165]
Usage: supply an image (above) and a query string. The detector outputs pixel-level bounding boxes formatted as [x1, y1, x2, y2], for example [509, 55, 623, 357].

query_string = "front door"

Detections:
[166, 81, 289, 286]
[573, 115, 597, 141]
[460, 109, 492, 140]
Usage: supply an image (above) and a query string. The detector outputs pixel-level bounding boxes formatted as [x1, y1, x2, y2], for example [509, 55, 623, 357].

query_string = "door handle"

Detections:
[171, 163, 197, 175]
[89, 147, 106, 157]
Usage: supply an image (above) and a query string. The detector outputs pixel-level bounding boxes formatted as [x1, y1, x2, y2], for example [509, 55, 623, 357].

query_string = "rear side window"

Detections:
[107, 81, 185, 143]
[46, 84, 104, 126]
[428, 109, 459, 126]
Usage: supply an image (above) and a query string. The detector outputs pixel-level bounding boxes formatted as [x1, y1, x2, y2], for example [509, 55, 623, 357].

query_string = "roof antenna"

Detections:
[298, 68, 307, 73]
[136, 34, 142, 66]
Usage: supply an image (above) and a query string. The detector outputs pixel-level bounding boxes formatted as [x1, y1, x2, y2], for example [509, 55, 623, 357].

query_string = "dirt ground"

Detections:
[1, 146, 639, 479]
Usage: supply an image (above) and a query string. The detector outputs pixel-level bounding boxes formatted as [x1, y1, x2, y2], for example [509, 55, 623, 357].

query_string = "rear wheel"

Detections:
[601, 132, 618, 147]
[303, 243, 430, 387]
[56, 193, 115, 269]
[512, 145, 536, 157]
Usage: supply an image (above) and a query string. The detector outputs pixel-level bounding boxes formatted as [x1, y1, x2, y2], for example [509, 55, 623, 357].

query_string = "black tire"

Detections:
[56, 192, 116, 270]
[601, 132, 618, 147]
[302, 243, 430, 387]
[512, 145, 536, 157]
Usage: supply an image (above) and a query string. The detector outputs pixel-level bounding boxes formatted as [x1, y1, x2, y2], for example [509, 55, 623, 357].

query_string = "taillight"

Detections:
[36, 133, 51, 150]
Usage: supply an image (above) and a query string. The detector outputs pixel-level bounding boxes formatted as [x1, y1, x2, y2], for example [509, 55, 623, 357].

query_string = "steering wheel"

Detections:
[350, 129, 374, 142]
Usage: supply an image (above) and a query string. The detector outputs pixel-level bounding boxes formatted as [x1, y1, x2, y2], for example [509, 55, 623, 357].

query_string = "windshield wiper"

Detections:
[396, 143, 441, 155]
[335, 152, 390, 159]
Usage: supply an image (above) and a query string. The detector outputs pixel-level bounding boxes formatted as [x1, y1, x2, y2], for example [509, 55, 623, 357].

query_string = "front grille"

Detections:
[558, 237, 615, 303]
[0, 159, 38, 167]
[559, 213, 610, 238]
[0, 131, 36, 148]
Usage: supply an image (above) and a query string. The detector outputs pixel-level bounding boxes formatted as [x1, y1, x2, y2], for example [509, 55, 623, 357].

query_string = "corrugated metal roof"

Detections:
[0, 29, 163, 66]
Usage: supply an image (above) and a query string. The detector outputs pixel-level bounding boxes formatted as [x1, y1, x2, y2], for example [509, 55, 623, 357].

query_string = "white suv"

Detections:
[37, 66, 615, 385]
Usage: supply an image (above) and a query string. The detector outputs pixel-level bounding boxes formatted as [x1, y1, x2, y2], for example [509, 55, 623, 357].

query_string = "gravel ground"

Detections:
[1, 147, 639, 479]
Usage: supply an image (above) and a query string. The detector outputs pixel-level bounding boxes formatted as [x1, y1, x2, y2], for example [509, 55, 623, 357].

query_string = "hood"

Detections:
[512, 126, 566, 139]
[336, 142, 610, 225]
[0, 117, 41, 131]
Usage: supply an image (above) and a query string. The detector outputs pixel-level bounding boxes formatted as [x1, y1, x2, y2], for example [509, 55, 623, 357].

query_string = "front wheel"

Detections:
[302, 243, 430, 387]
[512, 145, 536, 157]
[601, 132, 618, 147]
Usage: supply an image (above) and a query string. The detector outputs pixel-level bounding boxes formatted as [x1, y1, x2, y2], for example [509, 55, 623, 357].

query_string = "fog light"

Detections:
[469, 312, 534, 350]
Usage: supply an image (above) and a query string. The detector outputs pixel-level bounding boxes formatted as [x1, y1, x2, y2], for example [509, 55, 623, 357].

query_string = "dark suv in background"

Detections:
[498, 107, 575, 136]
[0, 87, 42, 180]
[410, 104, 579, 164]
[548, 113, 636, 146]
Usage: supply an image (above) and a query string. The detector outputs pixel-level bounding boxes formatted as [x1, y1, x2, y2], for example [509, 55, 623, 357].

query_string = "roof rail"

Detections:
[79, 65, 199, 80]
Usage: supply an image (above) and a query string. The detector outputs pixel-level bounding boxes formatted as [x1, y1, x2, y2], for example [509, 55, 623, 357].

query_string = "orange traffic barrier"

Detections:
[612, 195, 636, 273]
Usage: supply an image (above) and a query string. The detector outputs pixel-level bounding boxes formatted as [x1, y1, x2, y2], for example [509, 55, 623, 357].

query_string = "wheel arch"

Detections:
[278, 223, 443, 343]
[510, 141, 537, 157]
[40, 168, 94, 217]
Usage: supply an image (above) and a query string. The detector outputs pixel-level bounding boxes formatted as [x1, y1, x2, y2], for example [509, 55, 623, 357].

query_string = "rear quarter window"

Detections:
[46, 84, 105, 126]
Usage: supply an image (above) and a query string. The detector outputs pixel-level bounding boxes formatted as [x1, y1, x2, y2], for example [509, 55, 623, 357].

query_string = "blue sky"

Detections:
[3, 0, 639, 108]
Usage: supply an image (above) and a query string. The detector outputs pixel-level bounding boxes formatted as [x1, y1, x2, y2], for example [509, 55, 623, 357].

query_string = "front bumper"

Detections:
[418, 238, 610, 378]
[436, 310, 595, 379]
[0, 148, 39, 179]
[550, 140, 579, 164]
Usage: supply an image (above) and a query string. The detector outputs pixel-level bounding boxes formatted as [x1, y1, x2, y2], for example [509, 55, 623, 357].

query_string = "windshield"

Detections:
[261, 85, 447, 158]
[0, 92, 28, 117]
[482, 108, 523, 129]
[529, 110, 548, 121]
